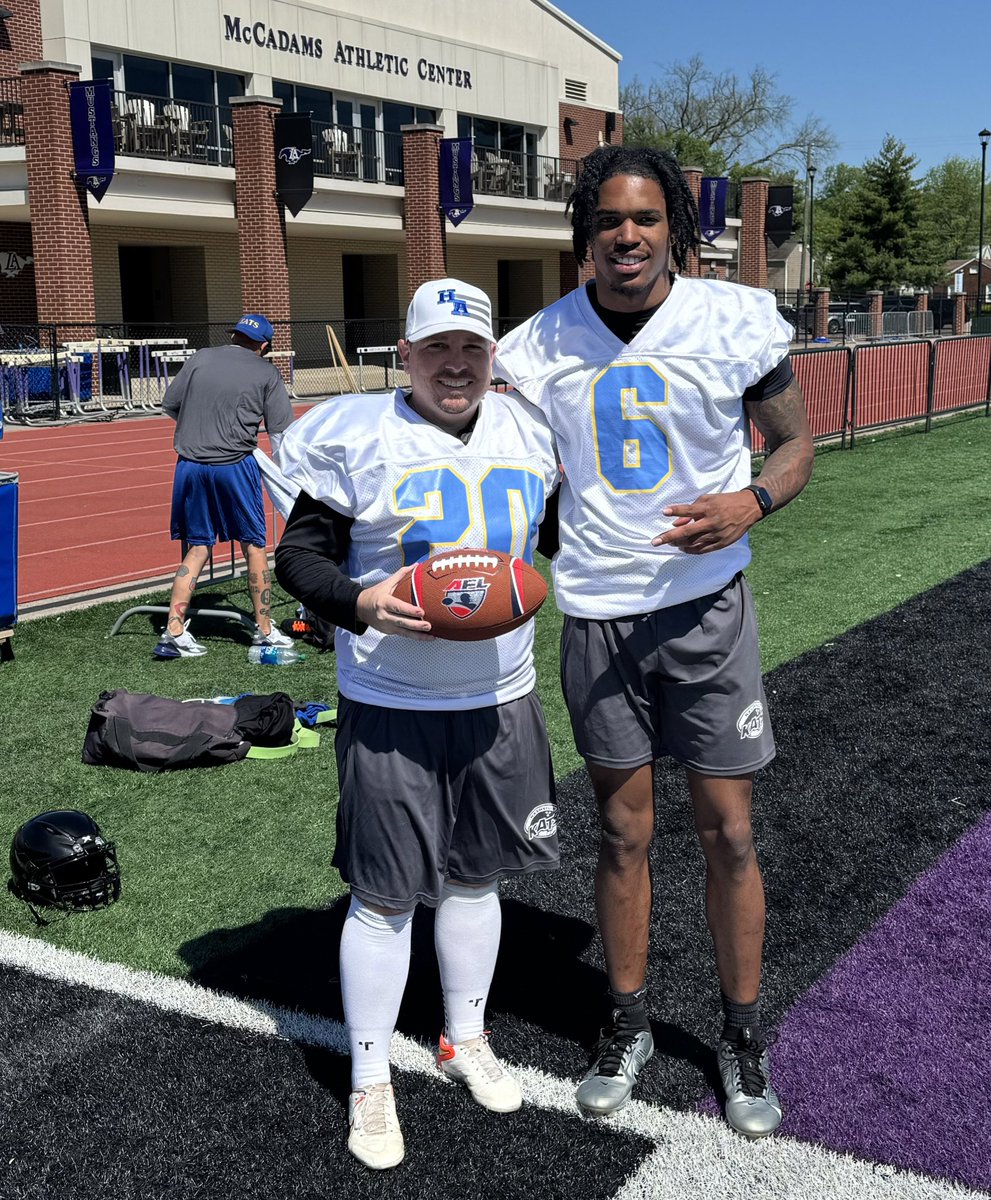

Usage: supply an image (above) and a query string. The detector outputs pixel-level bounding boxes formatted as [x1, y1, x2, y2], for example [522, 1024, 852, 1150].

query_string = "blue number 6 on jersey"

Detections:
[591, 361, 672, 492]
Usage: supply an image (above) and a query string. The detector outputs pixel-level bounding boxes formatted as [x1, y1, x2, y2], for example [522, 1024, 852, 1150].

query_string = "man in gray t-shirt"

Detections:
[155, 313, 296, 659]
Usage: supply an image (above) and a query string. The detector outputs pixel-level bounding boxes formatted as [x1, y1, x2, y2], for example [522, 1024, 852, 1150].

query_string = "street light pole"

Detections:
[977, 129, 990, 321]
[808, 162, 817, 298]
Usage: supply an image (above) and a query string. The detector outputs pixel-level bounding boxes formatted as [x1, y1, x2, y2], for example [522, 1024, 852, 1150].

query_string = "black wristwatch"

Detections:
[745, 483, 774, 518]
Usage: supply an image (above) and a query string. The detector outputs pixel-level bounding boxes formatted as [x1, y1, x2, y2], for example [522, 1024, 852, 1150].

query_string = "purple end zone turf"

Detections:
[706, 813, 991, 1189]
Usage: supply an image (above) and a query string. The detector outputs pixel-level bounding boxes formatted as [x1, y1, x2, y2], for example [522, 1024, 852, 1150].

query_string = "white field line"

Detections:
[20, 502, 167, 530]
[18, 481, 171, 505]
[0, 930, 983, 1200]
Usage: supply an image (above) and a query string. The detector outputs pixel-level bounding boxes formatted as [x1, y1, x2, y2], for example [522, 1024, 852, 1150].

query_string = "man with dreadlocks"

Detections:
[496, 145, 813, 1137]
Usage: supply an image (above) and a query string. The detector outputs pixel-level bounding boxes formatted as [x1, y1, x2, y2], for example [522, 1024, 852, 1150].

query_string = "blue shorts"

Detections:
[170, 456, 267, 547]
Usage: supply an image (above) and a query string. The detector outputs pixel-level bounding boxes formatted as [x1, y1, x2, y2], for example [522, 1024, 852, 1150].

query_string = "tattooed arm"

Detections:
[653, 376, 814, 555]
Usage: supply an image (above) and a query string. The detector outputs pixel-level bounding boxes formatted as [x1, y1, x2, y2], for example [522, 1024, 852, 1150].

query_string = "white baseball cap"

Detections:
[404, 278, 496, 345]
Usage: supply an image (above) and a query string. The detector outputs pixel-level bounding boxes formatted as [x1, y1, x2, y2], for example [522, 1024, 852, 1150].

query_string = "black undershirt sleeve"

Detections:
[536, 486, 560, 559]
[742, 357, 794, 404]
[273, 491, 368, 634]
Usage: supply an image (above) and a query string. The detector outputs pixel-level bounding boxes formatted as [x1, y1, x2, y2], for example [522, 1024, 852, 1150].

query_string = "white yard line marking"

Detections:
[0, 931, 982, 1200]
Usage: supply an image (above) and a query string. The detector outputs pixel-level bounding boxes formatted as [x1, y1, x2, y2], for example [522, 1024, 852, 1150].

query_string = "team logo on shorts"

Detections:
[441, 577, 489, 620]
[736, 701, 764, 740]
[524, 804, 558, 840]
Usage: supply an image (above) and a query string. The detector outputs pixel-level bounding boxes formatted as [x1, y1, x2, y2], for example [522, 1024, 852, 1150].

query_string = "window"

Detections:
[123, 54, 169, 98]
[95, 50, 244, 112]
[172, 64, 214, 106]
[274, 81, 335, 123]
[458, 114, 538, 158]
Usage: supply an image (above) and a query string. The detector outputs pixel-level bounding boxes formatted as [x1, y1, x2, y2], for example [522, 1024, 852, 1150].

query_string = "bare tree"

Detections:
[621, 56, 835, 173]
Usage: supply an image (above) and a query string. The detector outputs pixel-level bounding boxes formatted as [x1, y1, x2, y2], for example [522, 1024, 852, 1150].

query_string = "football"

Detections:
[392, 549, 547, 642]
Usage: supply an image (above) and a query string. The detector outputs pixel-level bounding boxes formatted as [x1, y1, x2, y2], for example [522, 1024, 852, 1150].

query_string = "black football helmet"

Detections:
[8, 809, 120, 922]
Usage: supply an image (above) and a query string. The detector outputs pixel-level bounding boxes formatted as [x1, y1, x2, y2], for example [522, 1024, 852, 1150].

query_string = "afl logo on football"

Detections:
[524, 804, 558, 840]
[736, 701, 764, 740]
[441, 576, 489, 620]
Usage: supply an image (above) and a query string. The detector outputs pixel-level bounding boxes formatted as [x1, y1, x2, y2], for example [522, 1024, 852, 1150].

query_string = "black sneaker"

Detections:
[575, 1008, 653, 1115]
[716, 1025, 782, 1138]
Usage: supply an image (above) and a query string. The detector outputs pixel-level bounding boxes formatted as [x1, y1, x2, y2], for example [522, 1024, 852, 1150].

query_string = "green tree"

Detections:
[915, 156, 983, 279]
[810, 162, 865, 285]
[620, 55, 834, 174]
[824, 136, 923, 291]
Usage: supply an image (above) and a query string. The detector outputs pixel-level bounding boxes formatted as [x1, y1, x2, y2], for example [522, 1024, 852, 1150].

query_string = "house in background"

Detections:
[938, 257, 991, 305]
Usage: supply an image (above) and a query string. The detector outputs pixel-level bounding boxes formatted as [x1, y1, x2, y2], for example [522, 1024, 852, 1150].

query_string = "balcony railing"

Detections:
[309, 125, 577, 202]
[112, 91, 233, 167]
[471, 149, 579, 202]
[0, 77, 24, 147]
[311, 122, 404, 185]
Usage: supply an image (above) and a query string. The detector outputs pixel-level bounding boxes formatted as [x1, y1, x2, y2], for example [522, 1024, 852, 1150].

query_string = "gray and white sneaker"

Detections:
[252, 623, 294, 649]
[717, 1026, 782, 1138]
[575, 1008, 654, 1115]
[153, 621, 207, 659]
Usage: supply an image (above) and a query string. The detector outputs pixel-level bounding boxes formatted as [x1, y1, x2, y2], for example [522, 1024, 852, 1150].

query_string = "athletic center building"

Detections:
[0, 0, 635, 337]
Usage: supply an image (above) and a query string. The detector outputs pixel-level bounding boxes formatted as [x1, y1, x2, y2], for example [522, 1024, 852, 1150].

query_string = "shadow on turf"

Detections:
[177, 895, 721, 1101]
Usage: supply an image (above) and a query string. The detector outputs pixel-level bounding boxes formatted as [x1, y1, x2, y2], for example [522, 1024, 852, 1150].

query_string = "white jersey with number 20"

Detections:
[495, 276, 792, 619]
[277, 388, 559, 710]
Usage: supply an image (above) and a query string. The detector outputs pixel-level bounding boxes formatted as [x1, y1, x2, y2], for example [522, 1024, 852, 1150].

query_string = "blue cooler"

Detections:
[0, 471, 17, 631]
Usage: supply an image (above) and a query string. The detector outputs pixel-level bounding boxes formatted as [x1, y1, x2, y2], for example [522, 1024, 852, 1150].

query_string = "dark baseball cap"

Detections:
[231, 313, 274, 343]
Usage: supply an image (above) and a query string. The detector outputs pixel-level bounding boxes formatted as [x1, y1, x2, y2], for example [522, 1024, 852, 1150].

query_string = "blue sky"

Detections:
[559, 0, 991, 177]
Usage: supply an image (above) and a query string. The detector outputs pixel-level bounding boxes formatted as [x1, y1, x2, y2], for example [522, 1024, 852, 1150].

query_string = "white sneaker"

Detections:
[347, 1082, 404, 1170]
[153, 621, 207, 659]
[437, 1032, 522, 1112]
[252, 623, 294, 648]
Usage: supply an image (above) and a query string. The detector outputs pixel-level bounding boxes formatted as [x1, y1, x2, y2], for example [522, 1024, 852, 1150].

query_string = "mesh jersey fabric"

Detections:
[495, 276, 792, 619]
[277, 389, 559, 710]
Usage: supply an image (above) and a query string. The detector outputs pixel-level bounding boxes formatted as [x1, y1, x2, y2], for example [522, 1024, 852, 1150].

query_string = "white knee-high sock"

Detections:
[340, 896, 414, 1090]
[434, 880, 502, 1043]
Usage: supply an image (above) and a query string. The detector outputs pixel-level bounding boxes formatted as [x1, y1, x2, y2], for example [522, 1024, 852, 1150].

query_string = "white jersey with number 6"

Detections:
[495, 276, 792, 619]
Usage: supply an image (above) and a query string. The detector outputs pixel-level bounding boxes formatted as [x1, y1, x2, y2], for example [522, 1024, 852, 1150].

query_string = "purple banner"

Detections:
[69, 80, 115, 203]
[439, 137, 474, 227]
[700, 176, 728, 243]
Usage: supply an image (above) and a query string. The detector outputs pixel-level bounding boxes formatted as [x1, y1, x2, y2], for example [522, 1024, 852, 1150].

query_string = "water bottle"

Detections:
[247, 645, 304, 665]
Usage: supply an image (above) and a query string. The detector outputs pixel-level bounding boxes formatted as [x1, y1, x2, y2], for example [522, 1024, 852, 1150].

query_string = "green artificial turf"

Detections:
[2, 411, 990, 975]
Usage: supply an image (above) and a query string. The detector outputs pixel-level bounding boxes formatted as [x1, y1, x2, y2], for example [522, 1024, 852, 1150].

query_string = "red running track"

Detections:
[0, 414, 288, 606]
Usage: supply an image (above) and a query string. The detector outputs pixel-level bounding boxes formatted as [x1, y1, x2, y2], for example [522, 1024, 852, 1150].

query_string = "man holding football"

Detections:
[274, 279, 560, 1170]
[496, 145, 814, 1137]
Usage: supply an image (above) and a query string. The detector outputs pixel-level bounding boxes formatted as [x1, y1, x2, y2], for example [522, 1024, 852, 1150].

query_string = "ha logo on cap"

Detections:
[404, 277, 496, 345]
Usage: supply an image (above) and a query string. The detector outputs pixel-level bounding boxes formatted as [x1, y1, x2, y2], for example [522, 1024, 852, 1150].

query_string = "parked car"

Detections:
[776, 303, 813, 335]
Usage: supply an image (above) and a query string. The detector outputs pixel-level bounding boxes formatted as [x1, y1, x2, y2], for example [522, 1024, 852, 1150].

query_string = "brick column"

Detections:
[681, 166, 702, 277]
[914, 292, 929, 312]
[401, 123, 446, 298]
[953, 292, 967, 335]
[559, 252, 578, 297]
[814, 288, 830, 340]
[738, 177, 769, 289]
[866, 290, 882, 339]
[19, 61, 95, 324]
[230, 96, 290, 338]
[2, 7, 42, 77]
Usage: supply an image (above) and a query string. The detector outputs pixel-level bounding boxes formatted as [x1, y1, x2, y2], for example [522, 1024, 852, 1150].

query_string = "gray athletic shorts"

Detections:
[333, 691, 559, 909]
[560, 572, 775, 776]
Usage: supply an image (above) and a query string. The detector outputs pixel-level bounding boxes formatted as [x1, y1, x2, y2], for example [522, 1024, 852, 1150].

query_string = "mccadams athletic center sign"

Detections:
[222, 14, 474, 87]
